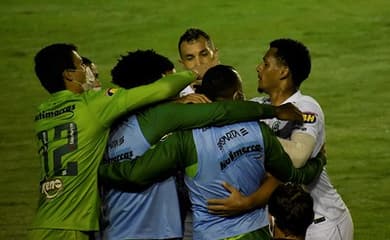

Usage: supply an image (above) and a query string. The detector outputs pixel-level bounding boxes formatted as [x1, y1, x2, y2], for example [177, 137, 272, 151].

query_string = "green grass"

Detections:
[0, 0, 389, 239]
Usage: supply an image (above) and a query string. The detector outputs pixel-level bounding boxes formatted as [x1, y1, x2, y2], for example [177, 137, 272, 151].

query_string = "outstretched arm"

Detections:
[140, 101, 303, 144]
[99, 131, 195, 189]
[91, 71, 198, 126]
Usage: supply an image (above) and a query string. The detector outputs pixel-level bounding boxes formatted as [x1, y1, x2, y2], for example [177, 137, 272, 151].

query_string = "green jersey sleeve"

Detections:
[99, 131, 195, 187]
[138, 100, 276, 143]
[85, 71, 196, 127]
[261, 123, 326, 184]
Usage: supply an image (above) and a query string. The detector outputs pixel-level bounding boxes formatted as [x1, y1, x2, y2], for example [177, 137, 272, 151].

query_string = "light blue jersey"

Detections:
[102, 115, 182, 239]
[187, 122, 269, 240]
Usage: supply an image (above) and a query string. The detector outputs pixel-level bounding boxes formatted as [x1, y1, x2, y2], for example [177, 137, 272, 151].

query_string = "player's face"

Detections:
[256, 47, 285, 94]
[68, 51, 87, 84]
[179, 36, 219, 71]
[89, 63, 101, 88]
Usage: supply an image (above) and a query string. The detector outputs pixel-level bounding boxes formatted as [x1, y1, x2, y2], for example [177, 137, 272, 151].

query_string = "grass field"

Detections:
[0, 0, 389, 239]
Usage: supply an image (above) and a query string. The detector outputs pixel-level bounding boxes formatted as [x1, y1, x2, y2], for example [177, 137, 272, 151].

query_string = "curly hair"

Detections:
[111, 49, 174, 89]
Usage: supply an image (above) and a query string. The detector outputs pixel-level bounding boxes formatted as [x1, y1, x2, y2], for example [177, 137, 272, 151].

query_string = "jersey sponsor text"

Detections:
[35, 104, 76, 121]
[220, 144, 262, 170]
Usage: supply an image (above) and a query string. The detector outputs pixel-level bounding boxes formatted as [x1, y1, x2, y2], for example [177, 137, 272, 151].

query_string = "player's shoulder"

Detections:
[293, 93, 323, 112]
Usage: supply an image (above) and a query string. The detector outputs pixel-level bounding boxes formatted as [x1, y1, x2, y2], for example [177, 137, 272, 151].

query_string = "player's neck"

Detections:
[268, 88, 296, 106]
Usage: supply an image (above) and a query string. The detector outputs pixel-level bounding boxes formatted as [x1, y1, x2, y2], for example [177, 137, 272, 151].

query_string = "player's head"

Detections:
[196, 64, 244, 101]
[256, 38, 311, 93]
[268, 183, 314, 238]
[82, 56, 102, 90]
[35, 43, 86, 93]
[178, 28, 219, 71]
[111, 49, 175, 89]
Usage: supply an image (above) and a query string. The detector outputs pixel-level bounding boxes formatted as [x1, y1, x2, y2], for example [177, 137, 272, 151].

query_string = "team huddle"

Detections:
[28, 28, 354, 240]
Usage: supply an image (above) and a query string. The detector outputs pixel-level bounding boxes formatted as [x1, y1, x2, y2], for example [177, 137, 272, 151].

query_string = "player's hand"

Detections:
[207, 182, 250, 217]
[275, 103, 303, 123]
[174, 93, 212, 104]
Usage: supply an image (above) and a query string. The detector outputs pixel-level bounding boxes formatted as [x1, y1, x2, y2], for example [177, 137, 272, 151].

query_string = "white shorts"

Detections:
[306, 209, 353, 240]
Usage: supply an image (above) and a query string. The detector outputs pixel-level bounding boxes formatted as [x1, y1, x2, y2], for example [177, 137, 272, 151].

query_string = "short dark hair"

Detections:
[178, 28, 215, 56]
[196, 64, 241, 101]
[111, 49, 174, 89]
[34, 43, 77, 93]
[270, 38, 311, 88]
[268, 183, 314, 237]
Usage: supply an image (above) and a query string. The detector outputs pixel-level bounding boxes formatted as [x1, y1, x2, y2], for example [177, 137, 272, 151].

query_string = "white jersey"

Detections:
[179, 85, 195, 97]
[252, 91, 352, 238]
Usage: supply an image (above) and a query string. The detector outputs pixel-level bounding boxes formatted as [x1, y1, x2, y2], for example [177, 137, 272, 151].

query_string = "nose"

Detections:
[193, 57, 201, 67]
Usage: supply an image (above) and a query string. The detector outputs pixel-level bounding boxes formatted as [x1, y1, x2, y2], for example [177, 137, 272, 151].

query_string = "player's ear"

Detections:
[63, 69, 73, 82]
[280, 65, 289, 80]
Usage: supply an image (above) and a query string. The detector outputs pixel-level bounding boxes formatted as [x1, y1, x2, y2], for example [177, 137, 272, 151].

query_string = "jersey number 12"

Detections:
[37, 122, 78, 177]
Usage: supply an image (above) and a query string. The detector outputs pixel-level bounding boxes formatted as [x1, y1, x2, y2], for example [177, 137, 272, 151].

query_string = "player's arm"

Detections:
[261, 123, 326, 184]
[208, 173, 280, 216]
[88, 71, 198, 126]
[140, 101, 303, 144]
[278, 103, 323, 168]
[277, 132, 316, 168]
[99, 131, 194, 188]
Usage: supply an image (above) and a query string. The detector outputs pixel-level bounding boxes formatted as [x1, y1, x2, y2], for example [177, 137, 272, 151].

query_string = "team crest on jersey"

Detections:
[271, 120, 281, 132]
[41, 177, 63, 199]
[303, 112, 317, 123]
[106, 88, 118, 96]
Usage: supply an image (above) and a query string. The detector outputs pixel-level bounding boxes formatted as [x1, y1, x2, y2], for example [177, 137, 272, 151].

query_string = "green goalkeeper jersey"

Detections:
[31, 71, 196, 231]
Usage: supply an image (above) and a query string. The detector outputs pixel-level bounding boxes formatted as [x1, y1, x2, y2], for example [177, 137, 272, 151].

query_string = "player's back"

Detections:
[186, 121, 269, 239]
[102, 114, 182, 239]
[32, 90, 108, 231]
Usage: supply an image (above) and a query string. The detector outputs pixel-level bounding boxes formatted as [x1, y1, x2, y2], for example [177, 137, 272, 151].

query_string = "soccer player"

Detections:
[99, 65, 326, 240]
[177, 28, 220, 238]
[254, 39, 353, 240]
[208, 39, 354, 240]
[268, 183, 314, 240]
[29, 43, 203, 240]
[178, 28, 219, 96]
[101, 50, 304, 239]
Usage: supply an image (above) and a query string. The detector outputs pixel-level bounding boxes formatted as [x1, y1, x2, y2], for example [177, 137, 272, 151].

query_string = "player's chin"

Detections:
[257, 82, 264, 93]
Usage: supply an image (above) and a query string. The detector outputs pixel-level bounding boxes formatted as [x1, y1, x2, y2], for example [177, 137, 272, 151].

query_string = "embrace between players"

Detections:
[29, 28, 353, 240]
